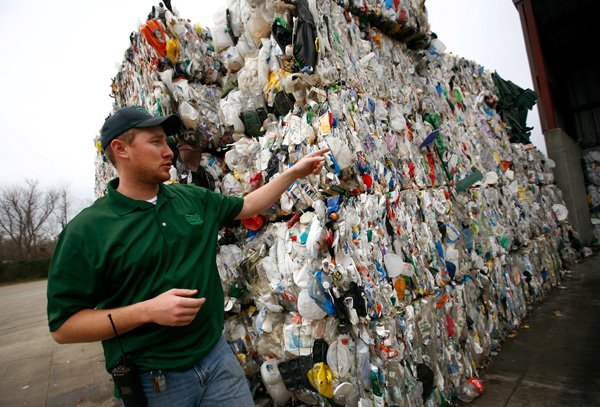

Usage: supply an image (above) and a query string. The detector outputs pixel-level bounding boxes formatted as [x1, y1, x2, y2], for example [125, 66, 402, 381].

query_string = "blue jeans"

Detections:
[136, 336, 254, 406]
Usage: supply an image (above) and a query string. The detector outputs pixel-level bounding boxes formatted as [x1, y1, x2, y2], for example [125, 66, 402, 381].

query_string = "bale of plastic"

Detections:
[95, 1, 581, 405]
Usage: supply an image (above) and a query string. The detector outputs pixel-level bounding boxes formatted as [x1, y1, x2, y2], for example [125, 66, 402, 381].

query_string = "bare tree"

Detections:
[55, 183, 74, 231]
[0, 180, 58, 259]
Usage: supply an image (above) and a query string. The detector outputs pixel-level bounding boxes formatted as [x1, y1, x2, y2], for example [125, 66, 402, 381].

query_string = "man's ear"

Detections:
[110, 139, 128, 160]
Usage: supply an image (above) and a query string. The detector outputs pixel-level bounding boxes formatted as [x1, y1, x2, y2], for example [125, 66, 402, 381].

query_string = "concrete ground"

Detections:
[469, 252, 600, 407]
[0, 253, 598, 406]
[0, 279, 119, 407]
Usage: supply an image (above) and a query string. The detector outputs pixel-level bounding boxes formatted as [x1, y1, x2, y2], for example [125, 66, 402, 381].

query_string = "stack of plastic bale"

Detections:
[94, 150, 117, 197]
[94, 1, 581, 405]
[583, 150, 600, 244]
[95, 8, 227, 195]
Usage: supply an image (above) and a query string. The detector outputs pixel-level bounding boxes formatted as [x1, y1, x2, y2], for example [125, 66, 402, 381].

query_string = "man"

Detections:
[47, 106, 329, 406]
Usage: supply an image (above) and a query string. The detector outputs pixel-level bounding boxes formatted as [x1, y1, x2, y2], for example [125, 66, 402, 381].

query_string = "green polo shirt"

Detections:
[47, 179, 244, 372]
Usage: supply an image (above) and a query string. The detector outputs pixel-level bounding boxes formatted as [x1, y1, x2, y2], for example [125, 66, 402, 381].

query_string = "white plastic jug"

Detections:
[261, 359, 291, 406]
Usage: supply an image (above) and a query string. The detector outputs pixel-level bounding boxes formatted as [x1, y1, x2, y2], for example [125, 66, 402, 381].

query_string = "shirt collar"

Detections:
[107, 178, 175, 216]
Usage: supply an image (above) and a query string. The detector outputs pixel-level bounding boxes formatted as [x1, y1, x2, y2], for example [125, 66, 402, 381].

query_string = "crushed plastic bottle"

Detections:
[308, 270, 336, 315]
[260, 359, 291, 406]
[370, 366, 385, 407]
[456, 378, 484, 403]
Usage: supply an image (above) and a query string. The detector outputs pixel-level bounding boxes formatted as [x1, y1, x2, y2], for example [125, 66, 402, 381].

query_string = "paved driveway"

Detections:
[0, 280, 119, 406]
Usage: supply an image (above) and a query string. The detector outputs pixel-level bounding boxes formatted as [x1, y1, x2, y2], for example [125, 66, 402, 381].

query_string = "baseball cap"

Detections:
[100, 106, 181, 150]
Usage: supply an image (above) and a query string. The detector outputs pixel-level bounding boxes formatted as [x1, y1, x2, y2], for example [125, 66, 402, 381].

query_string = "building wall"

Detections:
[545, 128, 593, 244]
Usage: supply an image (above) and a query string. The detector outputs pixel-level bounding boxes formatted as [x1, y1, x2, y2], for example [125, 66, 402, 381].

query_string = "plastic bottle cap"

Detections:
[241, 214, 265, 230]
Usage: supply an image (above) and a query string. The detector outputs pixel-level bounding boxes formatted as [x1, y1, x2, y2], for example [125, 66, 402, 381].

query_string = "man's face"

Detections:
[125, 125, 173, 184]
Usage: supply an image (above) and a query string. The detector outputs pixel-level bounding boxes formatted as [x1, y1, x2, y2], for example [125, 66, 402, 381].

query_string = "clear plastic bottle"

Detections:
[456, 378, 484, 403]
[370, 367, 385, 407]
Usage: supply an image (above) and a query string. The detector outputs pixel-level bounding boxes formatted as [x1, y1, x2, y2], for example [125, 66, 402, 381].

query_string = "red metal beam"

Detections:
[513, 0, 557, 131]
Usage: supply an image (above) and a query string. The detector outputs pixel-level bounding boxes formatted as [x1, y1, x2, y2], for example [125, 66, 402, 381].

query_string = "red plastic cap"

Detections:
[241, 215, 265, 231]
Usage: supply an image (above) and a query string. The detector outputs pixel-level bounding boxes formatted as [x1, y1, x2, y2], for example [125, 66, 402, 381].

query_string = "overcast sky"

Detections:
[0, 0, 542, 206]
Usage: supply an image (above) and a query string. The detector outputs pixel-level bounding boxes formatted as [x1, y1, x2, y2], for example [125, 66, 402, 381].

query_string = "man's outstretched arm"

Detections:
[236, 148, 330, 220]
